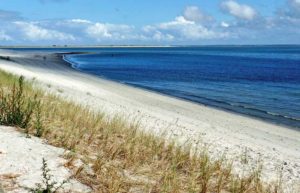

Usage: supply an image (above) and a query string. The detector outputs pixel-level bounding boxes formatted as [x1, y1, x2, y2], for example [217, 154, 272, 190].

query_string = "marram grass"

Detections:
[0, 69, 290, 193]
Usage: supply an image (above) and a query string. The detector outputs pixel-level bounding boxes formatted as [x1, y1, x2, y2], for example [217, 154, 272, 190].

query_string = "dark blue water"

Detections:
[9, 46, 300, 128]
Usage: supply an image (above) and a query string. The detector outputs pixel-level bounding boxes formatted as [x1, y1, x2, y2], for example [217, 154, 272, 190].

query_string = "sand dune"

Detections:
[0, 126, 90, 192]
[0, 49, 299, 191]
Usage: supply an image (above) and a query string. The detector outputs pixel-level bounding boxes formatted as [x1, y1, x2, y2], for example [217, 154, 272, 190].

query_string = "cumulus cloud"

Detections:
[86, 23, 113, 39]
[144, 16, 227, 41]
[159, 16, 195, 28]
[183, 6, 213, 23]
[221, 0, 257, 20]
[152, 31, 174, 41]
[14, 21, 75, 41]
[1, 2, 299, 45]
[142, 6, 227, 42]
[85, 23, 135, 41]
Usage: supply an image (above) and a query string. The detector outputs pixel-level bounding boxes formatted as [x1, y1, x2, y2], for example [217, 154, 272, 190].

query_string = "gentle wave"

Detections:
[184, 93, 300, 122]
[122, 82, 300, 128]
[61, 46, 300, 129]
[63, 54, 80, 68]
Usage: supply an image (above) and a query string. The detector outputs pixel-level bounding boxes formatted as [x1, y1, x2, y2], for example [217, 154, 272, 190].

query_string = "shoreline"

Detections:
[61, 52, 300, 130]
[0, 49, 300, 190]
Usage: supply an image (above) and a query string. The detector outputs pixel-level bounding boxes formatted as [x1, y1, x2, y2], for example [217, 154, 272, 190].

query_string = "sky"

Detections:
[0, 0, 300, 45]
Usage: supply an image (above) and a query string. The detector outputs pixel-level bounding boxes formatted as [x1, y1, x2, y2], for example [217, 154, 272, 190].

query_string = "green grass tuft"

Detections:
[0, 76, 39, 130]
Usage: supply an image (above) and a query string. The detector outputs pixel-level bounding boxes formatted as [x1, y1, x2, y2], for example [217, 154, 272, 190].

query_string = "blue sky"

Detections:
[0, 0, 300, 45]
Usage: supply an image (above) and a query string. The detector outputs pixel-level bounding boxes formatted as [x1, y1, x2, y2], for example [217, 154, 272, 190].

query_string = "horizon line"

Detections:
[1, 44, 300, 48]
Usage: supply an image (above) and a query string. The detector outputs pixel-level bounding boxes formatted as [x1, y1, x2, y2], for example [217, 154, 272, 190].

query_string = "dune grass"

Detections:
[0, 70, 288, 193]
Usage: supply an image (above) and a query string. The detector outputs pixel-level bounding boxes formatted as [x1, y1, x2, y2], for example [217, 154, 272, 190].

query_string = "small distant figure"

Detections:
[43, 56, 47, 61]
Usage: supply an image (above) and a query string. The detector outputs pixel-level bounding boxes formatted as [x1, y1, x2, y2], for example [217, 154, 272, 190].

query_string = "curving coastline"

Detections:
[62, 51, 300, 129]
[0, 49, 300, 191]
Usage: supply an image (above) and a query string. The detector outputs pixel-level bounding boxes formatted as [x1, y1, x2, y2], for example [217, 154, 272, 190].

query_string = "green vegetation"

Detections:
[29, 158, 68, 193]
[0, 76, 39, 130]
[34, 100, 44, 137]
[0, 70, 289, 193]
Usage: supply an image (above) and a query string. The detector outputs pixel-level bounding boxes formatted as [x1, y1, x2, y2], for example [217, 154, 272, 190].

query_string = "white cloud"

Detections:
[183, 6, 213, 23]
[159, 16, 195, 28]
[152, 31, 174, 41]
[182, 25, 219, 39]
[86, 23, 113, 39]
[221, 21, 230, 28]
[85, 23, 134, 41]
[221, 0, 257, 20]
[0, 30, 12, 41]
[142, 7, 226, 41]
[69, 19, 92, 24]
[144, 16, 227, 41]
[2, 1, 299, 45]
[14, 21, 75, 41]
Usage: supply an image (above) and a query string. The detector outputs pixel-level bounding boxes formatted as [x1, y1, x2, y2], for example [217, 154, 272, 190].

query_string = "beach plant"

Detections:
[0, 76, 39, 130]
[34, 100, 44, 137]
[29, 158, 68, 193]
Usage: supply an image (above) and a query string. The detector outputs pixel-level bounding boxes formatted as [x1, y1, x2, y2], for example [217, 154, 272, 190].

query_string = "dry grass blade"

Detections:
[0, 70, 294, 193]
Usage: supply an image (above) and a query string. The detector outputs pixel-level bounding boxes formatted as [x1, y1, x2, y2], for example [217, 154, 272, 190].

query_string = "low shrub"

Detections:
[0, 76, 39, 130]
[29, 158, 67, 193]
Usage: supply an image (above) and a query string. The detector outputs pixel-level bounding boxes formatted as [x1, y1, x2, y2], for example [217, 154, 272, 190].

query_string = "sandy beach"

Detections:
[0, 49, 300, 191]
[0, 126, 90, 192]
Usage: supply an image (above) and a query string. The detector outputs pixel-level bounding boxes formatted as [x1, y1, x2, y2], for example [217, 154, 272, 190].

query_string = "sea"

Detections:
[8, 46, 300, 128]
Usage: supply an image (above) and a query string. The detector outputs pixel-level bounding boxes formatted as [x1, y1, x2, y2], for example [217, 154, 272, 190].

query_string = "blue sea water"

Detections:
[9, 46, 300, 128]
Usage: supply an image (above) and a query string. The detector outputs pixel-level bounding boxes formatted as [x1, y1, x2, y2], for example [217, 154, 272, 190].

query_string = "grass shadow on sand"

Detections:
[0, 69, 292, 193]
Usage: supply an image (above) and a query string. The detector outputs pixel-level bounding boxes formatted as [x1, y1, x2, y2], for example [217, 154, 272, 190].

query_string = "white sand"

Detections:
[0, 49, 300, 191]
[0, 126, 90, 192]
